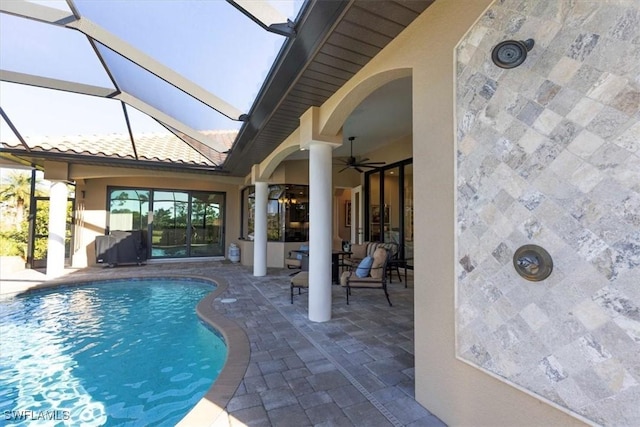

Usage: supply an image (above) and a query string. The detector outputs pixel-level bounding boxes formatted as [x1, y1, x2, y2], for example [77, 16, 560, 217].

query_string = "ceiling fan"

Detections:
[336, 136, 386, 173]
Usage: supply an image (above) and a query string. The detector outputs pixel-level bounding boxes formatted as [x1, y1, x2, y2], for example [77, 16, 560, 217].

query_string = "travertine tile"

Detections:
[610, 86, 640, 116]
[587, 72, 628, 104]
[456, 1, 639, 425]
[532, 107, 564, 135]
[567, 129, 606, 158]
[567, 97, 605, 127]
[569, 162, 604, 193]
[548, 56, 582, 85]
[587, 106, 635, 139]
[519, 303, 550, 331]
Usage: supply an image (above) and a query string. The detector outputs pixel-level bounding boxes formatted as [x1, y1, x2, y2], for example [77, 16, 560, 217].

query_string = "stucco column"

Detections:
[308, 141, 333, 322]
[253, 181, 268, 277]
[46, 180, 67, 278]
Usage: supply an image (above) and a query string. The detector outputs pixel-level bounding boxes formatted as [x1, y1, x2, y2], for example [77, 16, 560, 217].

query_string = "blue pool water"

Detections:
[0, 278, 227, 426]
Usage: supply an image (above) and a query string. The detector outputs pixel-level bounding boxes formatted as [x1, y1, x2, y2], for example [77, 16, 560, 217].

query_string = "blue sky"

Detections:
[0, 0, 302, 139]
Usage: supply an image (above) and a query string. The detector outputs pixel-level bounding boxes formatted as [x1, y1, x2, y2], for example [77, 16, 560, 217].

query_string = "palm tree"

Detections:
[0, 171, 32, 230]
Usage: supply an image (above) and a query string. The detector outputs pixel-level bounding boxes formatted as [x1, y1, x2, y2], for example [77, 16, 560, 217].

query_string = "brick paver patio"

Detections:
[1, 261, 444, 426]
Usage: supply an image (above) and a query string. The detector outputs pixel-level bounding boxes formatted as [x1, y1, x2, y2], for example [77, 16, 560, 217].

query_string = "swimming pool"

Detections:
[0, 278, 227, 426]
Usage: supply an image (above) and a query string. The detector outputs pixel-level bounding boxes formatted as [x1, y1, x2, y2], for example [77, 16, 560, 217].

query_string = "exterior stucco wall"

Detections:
[73, 174, 241, 267]
[309, 0, 590, 425]
[408, 2, 585, 425]
[367, 134, 413, 164]
[238, 0, 627, 422]
[456, 2, 639, 425]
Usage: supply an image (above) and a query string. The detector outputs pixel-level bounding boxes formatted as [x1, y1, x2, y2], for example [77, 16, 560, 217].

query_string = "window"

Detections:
[107, 187, 225, 258]
[241, 184, 309, 242]
[108, 189, 150, 231]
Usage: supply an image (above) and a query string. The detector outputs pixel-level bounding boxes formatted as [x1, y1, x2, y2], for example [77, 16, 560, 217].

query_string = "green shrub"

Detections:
[0, 230, 27, 258]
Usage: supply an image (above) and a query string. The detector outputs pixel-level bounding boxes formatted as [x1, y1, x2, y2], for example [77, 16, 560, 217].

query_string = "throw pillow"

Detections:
[355, 256, 374, 278]
[296, 244, 309, 260]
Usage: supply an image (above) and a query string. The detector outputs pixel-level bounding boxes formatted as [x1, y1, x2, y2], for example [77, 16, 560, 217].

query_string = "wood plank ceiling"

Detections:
[222, 0, 434, 177]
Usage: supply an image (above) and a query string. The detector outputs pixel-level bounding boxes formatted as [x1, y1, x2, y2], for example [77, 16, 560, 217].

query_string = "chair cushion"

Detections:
[355, 256, 373, 278]
[286, 258, 301, 267]
[378, 242, 398, 258]
[296, 245, 309, 260]
[366, 242, 379, 257]
[346, 277, 384, 288]
[350, 244, 367, 259]
[291, 271, 309, 287]
[370, 248, 387, 279]
[342, 257, 359, 267]
[340, 270, 352, 287]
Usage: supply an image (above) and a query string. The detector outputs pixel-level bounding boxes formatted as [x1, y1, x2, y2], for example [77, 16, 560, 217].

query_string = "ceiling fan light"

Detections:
[336, 136, 386, 173]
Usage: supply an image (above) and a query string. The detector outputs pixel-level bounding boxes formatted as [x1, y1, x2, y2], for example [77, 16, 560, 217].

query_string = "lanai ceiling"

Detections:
[0, 0, 433, 177]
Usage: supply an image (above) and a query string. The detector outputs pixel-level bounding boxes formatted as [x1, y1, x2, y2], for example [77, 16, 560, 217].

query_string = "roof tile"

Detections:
[1, 130, 239, 167]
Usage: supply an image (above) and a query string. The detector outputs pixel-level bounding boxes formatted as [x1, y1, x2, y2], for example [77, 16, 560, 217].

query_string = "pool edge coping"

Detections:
[4, 274, 248, 427]
[183, 275, 249, 426]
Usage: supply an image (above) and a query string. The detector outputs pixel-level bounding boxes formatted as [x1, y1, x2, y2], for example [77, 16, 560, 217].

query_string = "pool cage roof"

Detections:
[0, 1, 433, 176]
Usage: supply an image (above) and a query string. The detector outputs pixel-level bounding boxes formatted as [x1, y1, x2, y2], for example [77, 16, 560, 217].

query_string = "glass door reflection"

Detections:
[365, 160, 413, 270]
[190, 192, 225, 257]
[151, 191, 189, 258]
[403, 164, 413, 268]
[368, 171, 381, 241]
[383, 167, 400, 245]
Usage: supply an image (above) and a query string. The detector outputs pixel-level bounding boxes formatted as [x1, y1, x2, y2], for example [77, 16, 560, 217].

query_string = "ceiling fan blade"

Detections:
[360, 158, 370, 162]
[355, 167, 364, 173]
[359, 162, 386, 166]
[338, 166, 350, 173]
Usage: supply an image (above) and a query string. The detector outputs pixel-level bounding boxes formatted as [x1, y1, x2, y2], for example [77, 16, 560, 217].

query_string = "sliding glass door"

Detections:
[107, 187, 225, 259]
[152, 191, 189, 258]
[403, 164, 413, 268]
[383, 166, 400, 245]
[367, 172, 382, 241]
[108, 189, 150, 231]
[365, 159, 413, 267]
[190, 192, 225, 257]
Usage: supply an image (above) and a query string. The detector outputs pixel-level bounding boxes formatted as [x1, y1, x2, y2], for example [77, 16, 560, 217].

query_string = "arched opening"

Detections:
[339, 76, 414, 263]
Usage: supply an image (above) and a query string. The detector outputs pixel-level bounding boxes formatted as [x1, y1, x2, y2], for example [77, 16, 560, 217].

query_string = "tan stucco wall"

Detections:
[238, 240, 305, 269]
[283, 160, 309, 183]
[356, 134, 413, 167]
[279, 158, 362, 189]
[262, 0, 587, 425]
[73, 174, 241, 268]
[454, 1, 640, 424]
[284, 157, 360, 186]
[403, 1, 586, 425]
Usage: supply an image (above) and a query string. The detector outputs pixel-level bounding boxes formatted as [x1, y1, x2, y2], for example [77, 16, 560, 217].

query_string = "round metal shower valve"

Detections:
[497, 45, 521, 62]
[491, 39, 535, 69]
[513, 244, 553, 281]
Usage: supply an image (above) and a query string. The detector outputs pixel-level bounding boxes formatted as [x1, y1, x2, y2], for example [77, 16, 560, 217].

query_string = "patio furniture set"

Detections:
[288, 241, 409, 306]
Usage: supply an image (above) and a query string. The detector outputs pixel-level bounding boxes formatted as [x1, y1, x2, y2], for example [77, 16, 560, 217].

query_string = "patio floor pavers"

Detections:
[0, 261, 445, 427]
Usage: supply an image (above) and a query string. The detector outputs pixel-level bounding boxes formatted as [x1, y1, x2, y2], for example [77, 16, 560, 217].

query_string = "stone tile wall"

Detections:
[455, 1, 639, 425]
